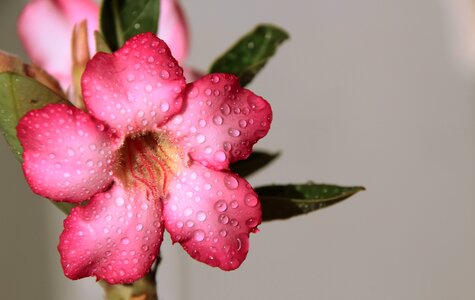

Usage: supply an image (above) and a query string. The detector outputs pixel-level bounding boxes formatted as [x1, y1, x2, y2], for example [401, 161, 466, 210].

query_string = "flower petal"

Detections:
[17, 0, 99, 89]
[17, 104, 116, 203]
[163, 163, 261, 270]
[59, 183, 163, 284]
[164, 74, 272, 170]
[82, 33, 186, 136]
[159, 0, 189, 63]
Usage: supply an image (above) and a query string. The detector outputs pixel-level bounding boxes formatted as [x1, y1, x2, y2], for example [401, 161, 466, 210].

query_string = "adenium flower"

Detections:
[17, 33, 272, 284]
[18, 0, 189, 90]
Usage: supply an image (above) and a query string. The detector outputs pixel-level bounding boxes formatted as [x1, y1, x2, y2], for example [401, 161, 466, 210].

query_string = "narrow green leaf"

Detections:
[0, 72, 75, 214]
[209, 24, 289, 86]
[100, 0, 160, 51]
[230, 151, 280, 178]
[257, 183, 365, 221]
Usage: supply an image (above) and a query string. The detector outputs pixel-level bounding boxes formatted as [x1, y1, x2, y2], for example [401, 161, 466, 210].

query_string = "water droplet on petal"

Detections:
[224, 175, 239, 190]
[196, 134, 206, 144]
[194, 230, 205, 242]
[228, 128, 241, 137]
[245, 193, 258, 207]
[214, 200, 227, 212]
[214, 151, 227, 162]
[121, 238, 130, 245]
[220, 104, 231, 115]
[197, 211, 207, 221]
[213, 115, 224, 125]
[160, 102, 170, 112]
[160, 70, 170, 79]
[136, 224, 143, 231]
[247, 94, 267, 111]
[115, 197, 125, 206]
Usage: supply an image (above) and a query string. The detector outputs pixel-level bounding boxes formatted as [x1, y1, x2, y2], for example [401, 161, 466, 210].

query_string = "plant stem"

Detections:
[100, 259, 160, 300]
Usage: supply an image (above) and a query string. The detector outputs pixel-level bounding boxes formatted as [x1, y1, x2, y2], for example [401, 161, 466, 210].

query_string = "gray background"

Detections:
[1, 0, 474, 299]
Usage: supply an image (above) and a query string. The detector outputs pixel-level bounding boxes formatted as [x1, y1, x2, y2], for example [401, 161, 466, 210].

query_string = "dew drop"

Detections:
[160, 102, 170, 112]
[136, 224, 143, 231]
[239, 120, 248, 128]
[194, 230, 205, 242]
[160, 70, 170, 79]
[247, 94, 267, 111]
[67, 148, 75, 156]
[195, 134, 206, 144]
[220, 104, 231, 115]
[145, 84, 153, 92]
[246, 218, 258, 228]
[210, 74, 220, 83]
[184, 207, 193, 216]
[245, 193, 258, 207]
[197, 211, 207, 221]
[188, 86, 199, 98]
[86, 160, 94, 167]
[213, 115, 224, 125]
[115, 197, 125, 206]
[121, 238, 130, 245]
[219, 214, 229, 225]
[228, 128, 241, 137]
[224, 174, 239, 190]
[214, 200, 227, 212]
[214, 151, 227, 162]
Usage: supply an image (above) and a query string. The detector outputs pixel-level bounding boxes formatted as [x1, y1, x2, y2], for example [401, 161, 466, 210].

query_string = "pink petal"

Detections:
[18, 0, 99, 89]
[17, 104, 116, 203]
[164, 74, 272, 170]
[159, 0, 189, 63]
[59, 183, 163, 284]
[82, 33, 186, 136]
[163, 163, 261, 270]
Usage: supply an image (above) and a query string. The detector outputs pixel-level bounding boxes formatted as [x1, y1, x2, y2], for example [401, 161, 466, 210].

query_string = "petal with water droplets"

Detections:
[164, 73, 272, 170]
[82, 32, 186, 135]
[17, 104, 116, 203]
[59, 183, 164, 284]
[163, 163, 261, 270]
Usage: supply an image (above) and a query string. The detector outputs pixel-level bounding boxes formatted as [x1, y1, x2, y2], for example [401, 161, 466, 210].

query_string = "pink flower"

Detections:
[18, 0, 189, 90]
[17, 33, 272, 284]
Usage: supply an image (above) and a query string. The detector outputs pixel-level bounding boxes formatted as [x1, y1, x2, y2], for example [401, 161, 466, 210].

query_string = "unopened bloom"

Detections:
[18, 0, 189, 89]
[17, 33, 272, 284]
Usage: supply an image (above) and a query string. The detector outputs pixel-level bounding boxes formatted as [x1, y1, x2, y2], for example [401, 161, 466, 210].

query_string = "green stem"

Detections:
[100, 259, 160, 300]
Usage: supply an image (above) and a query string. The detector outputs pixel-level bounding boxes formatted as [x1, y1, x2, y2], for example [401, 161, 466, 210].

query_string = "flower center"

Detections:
[114, 132, 182, 200]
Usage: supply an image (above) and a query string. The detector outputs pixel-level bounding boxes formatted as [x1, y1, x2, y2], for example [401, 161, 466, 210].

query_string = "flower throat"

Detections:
[115, 132, 181, 200]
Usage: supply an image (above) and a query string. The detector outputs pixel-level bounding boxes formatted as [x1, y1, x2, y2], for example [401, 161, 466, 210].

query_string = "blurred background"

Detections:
[1, 0, 475, 299]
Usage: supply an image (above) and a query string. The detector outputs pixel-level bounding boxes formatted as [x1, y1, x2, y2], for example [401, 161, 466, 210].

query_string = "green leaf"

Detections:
[230, 151, 280, 178]
[0, 72, 75, 214]
[100, 0, 160, 51]
[0, 72, 68, 159]
[257, 183, 365, 221]
[209, 24, 289, 86]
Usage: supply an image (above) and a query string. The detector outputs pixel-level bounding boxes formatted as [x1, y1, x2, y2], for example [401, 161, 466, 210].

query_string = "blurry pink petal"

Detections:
[59, 183, 164, 284]
[164, 74, 272, 170]
[17, 0, 98, 89]
[163, 163, 261, 270]
[17, 104, 115, 203]
[159, 0, 189, 63]
[82, 33, 186, 136]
